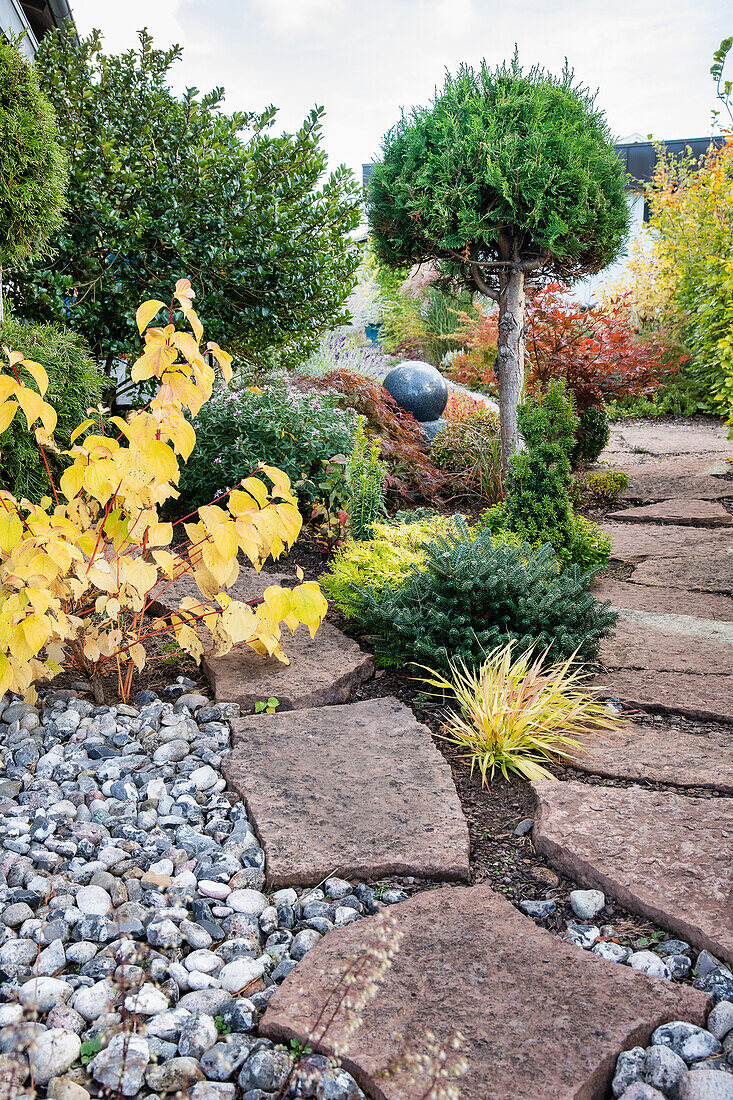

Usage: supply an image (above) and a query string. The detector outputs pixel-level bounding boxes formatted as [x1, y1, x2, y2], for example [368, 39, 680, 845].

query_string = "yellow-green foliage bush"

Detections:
[322, 515, 462, 620]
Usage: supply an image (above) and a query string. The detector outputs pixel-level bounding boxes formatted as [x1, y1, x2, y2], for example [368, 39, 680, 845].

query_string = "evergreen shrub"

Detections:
[0, 317, 103, 500]
[355, 519, 617, 671]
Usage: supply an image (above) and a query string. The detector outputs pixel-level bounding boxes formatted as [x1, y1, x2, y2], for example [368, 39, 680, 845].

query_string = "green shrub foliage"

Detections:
[572, 406, 610, 467]
[0, 35, 67, 274]
[20, 28, 361, 362]
[347, 419, 387, 539]
[503, 381, 610, 569]
[177, 376, 356, 515]
[322, 515, 462, 620]
[0, 317, 103, 500]
[355, 519, 617, 671]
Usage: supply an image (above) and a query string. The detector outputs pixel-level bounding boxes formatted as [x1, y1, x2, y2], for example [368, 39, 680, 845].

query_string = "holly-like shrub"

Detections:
[177, 376, 356, 516]
[496, 381, 610, 570]
[354, 519, 616, 671]
[571, 405, 610, 467]
[0, 317, 104, 501]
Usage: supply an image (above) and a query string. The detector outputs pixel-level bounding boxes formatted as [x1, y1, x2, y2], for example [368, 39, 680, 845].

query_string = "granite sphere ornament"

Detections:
[383, 361, 448, 422]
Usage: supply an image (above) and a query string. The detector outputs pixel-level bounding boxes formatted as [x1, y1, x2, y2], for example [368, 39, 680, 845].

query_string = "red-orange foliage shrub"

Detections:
[298, 368, 451, 503]
[444, 387, 485, 420]
[445, 284, 668, 409]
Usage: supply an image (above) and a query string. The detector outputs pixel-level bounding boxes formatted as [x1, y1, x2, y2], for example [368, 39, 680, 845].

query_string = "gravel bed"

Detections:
[612, 1002, 733, 1098]
[0, 680, 390, 1099]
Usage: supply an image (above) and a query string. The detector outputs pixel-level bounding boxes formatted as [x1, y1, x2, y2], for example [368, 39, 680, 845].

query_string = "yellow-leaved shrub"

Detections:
[0, 280, 327, 702]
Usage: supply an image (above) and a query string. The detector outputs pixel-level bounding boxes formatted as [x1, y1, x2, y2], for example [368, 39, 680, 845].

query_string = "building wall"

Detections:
[0, 0, 40, 57]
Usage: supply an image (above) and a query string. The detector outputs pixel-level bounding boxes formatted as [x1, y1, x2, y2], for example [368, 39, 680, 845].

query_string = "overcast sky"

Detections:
[70, 0, 730, 183]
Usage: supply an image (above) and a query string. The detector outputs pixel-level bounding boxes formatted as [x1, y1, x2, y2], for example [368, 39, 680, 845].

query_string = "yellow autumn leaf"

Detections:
[129, 642, 147, 671]
[0, 653, 12, 696]
[145, 440, 179, 484]
[0, 376, 18, 402]
[263, 585, 292, 624]
[210, 521, 238, 560]
[230, 478, 269, 511]
[15, 386, 45, 429]
[20, 359, 49, 396]
[70, 418, 95, 444]
[0, 510, 23, 552]
[59, 463, 85, 501]
[221, 600, 257, 644]
[291, 581, 327, 638]
[136, 299, 166, 334]
[0, 400, 17, 434]
[147, 522, 172, 547]
[123, 557, 159, 597]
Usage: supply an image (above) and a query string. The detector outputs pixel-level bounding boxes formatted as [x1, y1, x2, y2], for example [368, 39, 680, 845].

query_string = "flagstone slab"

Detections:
[589, 670, 733, 724]
[567, 722, 733, 793]
[149, 567, 374, 712]
[605, 422, 732, 457]
[591, 580, 733, 621]
[600, 454, 731, 477]
[261, 886, 710, 1100]
[631, 551, 733, 595]
[619, 475, 732, 503]
[608, 499, 733, 527]
[222, 698, 470, 887]
[532, 780, 733, 963]
[599, 609, 733, 674]
[602, 523, 731, 563]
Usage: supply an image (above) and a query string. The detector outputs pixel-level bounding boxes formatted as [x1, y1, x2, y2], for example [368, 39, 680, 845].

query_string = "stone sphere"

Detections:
[383, 361, 448, 423]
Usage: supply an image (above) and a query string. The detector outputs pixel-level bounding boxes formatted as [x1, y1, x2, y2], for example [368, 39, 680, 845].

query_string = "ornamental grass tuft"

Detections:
[421, 643, 626, 785]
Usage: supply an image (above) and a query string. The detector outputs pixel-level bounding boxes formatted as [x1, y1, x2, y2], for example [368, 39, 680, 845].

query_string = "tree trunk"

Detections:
[495, 267, 526, 472]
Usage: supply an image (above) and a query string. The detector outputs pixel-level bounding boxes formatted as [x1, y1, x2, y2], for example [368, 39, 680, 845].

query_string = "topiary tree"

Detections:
[368, 56, 630, 466]
[0, 34, 67, 323]
[18, 27, 361, 369]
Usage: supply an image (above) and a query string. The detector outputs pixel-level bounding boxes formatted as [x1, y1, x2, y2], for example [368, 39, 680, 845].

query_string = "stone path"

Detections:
[567, 721, 733, 793]
[590, 420, 733, 724]
[260, 887, 710, 1100]
[222, 698, 470, 887]
[532, 780, 733, 964]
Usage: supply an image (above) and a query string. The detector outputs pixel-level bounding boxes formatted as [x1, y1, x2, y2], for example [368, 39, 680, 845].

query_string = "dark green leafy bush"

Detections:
[355, 519, 617, 671]
[501, 380, 610, 570]
[177, 376, 356, 514]
[0, 317, 103, 500]
[572, 405, 610, 467]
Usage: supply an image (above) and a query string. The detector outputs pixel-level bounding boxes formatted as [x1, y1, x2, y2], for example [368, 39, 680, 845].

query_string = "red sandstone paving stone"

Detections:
[222, 697, 470, 887]
[261, 886, 710, 1100]
[604, 423, 732, 457]
[567, 722, 733, 793]
[532, 780, 733, 963]
[591, 580, 733, 621]
[619, 475, 732, 503]
[608, 499, 733, 527]
[602, 523, 731, 563]
[149, 567, 374, 712]
[600, 453, 731, 475]
[203, 621, 374, 712]
[599, 610, 733, 674]
[589, 670, 733, 724]
[631, 552, 733, 595]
